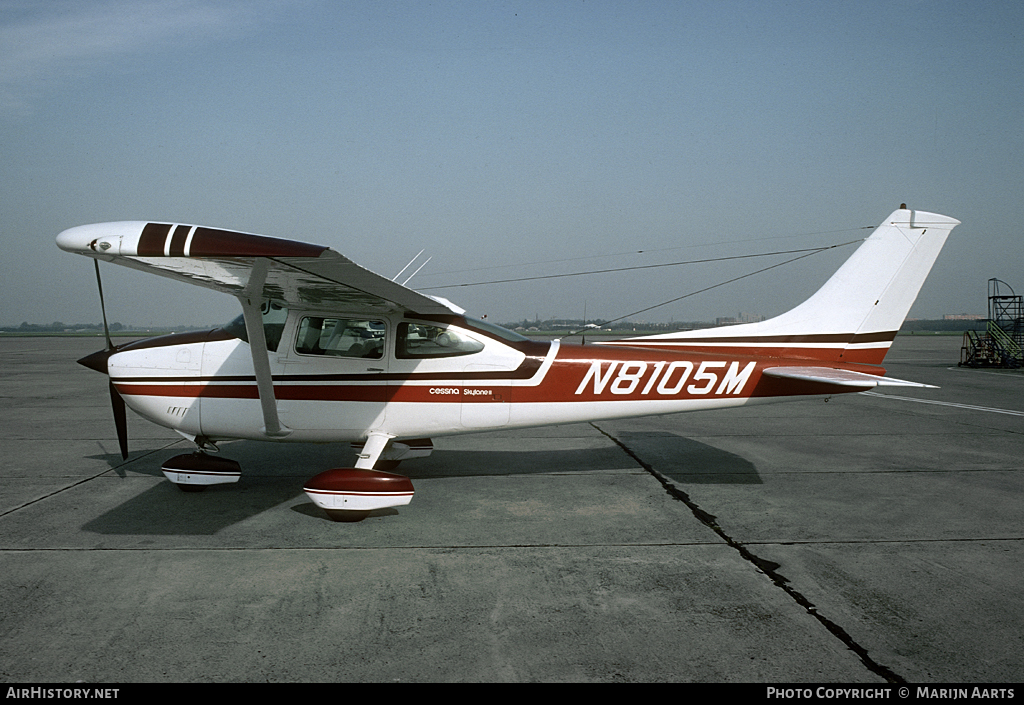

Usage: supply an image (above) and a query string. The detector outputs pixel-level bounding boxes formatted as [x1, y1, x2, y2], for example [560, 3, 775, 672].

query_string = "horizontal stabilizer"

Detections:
[762, 366, 937, 389]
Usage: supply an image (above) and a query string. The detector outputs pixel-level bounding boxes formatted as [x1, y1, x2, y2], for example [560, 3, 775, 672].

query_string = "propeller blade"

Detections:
[91, 259, 128, 459]
[109, 380, 128, 461]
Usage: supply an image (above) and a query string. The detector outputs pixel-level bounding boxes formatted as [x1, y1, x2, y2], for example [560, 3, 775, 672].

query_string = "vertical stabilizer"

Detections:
[603, 206, 959, 364]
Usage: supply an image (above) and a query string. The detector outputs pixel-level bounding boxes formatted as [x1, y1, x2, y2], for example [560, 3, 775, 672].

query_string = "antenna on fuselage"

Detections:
[402, 256, 432, 286]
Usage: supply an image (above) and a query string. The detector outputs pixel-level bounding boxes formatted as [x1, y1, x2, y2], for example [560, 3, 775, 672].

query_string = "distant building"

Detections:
[943, 314, 984, 320]
[715, 312, 765, 326]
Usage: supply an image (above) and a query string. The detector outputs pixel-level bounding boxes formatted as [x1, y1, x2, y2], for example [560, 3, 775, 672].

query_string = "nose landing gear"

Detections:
[161, 452, 242, 492]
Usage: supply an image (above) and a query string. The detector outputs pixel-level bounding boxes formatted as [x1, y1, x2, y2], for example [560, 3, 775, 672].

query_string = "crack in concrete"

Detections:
[592, 422, 907, 684]
[0, 440, 183, 520]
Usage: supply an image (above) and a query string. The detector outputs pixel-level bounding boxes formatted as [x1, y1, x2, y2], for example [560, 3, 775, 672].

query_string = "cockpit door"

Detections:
[276, 315, 389, 437]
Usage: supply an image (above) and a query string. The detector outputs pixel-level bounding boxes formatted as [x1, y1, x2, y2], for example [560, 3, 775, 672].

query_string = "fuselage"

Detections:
[103, 310, 880, 444]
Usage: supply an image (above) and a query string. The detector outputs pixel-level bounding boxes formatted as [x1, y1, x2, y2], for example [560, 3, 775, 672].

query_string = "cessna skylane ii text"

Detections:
[57, 205, 959, 520]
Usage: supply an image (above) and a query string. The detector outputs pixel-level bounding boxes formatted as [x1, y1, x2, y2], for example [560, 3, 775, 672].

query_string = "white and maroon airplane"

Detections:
[56, 205, 959, 520]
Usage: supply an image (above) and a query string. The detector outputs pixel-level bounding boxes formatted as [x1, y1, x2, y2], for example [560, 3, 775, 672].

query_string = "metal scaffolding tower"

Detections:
[960, 278, 1023, 368]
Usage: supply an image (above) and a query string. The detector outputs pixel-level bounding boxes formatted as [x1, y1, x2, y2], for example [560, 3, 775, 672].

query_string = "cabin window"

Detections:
[295, 317, 386, 359]
[396, 323, 484, 359]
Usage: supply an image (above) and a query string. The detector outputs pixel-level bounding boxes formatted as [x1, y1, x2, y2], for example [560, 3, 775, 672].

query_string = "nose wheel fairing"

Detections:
[161, 452, 242, 491]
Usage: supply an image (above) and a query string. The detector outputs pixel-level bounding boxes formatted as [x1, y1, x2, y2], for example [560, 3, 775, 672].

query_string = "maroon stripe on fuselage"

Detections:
[115, 382, 383, 402]
[115, 328, 237, 353]
[604, 331, 898, 365]
[612, 331, 898, 346]
[606, 344, 891, 365]
[113, 339, 886, 405]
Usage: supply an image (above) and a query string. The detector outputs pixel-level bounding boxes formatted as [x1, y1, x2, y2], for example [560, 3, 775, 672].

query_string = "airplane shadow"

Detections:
[80, 432, 760, 535]
[611, 431, 762, 486]
[82, 476, 302, 535]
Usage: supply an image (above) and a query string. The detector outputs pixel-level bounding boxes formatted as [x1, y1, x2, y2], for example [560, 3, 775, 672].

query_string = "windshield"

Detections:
[464, 317, 530, 343]
[221, 302, 288, 351]
[222, 313, 248, 341]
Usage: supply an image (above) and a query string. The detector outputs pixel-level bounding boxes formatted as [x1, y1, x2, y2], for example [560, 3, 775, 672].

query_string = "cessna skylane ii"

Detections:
[56, 205, 959, 520]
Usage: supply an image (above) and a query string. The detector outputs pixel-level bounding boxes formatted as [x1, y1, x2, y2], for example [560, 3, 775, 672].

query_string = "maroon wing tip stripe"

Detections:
[169, 224, 191, 257]
[140, 223, 329, 258]
[190, 227, 328, 258]
[138, 223, 172, 256]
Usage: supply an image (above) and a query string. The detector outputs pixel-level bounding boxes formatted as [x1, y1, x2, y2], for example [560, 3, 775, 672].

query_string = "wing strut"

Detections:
[239, 258, 290, 438]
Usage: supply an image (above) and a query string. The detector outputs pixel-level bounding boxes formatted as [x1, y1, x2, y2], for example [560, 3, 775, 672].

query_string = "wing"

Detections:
[55, 221, 459, 316]
[762, 366, 937, 389]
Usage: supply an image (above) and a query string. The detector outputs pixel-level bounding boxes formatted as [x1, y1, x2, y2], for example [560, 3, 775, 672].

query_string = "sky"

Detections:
[2, 0, 1023, 328]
